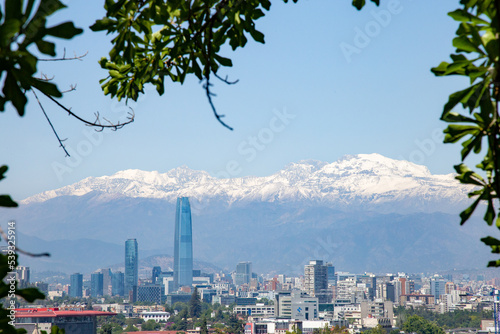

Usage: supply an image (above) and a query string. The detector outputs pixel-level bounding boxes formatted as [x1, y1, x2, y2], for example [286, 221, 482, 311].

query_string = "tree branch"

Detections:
[36, 88, 135, 130]
[32, 89, 70, 157]
[38, 50, 88, 62]
[0, 224, 50, 258]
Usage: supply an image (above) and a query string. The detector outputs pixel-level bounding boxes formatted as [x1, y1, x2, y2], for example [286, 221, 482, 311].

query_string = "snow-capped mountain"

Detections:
[22, 153, 471, 214]
[3, 153, 491, 275]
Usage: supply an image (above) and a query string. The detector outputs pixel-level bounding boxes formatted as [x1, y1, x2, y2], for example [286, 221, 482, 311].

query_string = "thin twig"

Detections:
[32, 89, 71, 157]
[203, 79, 233, 131]
[60, 84, 77, 94]
[38, 50, 88, 62]
[0, 225, 50, 258]
[214, 73, 239, 85]
[36, 88, 135, 129]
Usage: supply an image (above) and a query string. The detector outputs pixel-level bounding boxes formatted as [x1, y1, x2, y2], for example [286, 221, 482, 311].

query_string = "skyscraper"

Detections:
[112, 271, 125, 296]
[125, 239, 138, 296]
[174, 197, 193, 289]
[15, 266, 30, 288]
[235, 262, 252, 286]
[152, 266, 162, 285]
[90, 272, 104, 297]
[69, 273, 83, 298]
[304, 260, 332, 303]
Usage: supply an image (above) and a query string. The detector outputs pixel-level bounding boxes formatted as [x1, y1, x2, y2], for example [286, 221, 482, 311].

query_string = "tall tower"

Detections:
[125, 239, 138, 296]
[174, 197, 193, 289]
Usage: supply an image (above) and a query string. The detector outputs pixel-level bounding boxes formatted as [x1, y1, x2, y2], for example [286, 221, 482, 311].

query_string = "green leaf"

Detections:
[0, 166, 8, 181]
[0, 19, 21, 47]
[90, 17, 117, 32]
[4, 0, 22, 20]
[352, 0, 366, 10]
[17, 287, 45, 302]
[3, 71, 27, 116]
[487, 260, 500, 267]
[249, 29, 265, 43]
[453, 35, 484, 54]
[0, 195, 18, 208]
[442, 112, 476, 123]
[459, 195, 482, 225]
[30, 79, 62, 98]
[214, 54, 233, 67]
[45, 22, 83, 39]
[448, 9, 488, 25]
[35, 39, 56, 56]
[441, 85, 479, 118]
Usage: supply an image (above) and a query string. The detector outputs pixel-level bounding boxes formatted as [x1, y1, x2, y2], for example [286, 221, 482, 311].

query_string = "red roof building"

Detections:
[15, 307, 116, 334]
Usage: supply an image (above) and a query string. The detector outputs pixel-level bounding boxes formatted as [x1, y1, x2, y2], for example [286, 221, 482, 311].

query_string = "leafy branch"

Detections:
[431, 1, 500, 266]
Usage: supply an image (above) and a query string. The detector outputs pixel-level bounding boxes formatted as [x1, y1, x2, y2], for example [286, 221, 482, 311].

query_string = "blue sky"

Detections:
[1, 0, 468, 200]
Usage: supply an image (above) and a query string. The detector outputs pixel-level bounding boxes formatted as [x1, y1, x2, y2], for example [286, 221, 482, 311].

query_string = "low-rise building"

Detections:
[14, 308, 115, 334]
[139, 311, 170, 322]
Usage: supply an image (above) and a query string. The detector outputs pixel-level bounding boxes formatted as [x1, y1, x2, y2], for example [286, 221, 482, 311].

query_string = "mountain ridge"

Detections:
[21, 153, 471, 214]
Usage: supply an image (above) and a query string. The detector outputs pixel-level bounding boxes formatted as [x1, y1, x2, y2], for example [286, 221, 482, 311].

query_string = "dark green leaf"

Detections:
[46, 22, 83, 39]
[0, 195, 18, 208]
[35, 39, 56, 56]
[3, 71, 27, 116]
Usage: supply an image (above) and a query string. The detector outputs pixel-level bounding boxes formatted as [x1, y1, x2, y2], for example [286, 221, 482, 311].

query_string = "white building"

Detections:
[139, 311, 170, 322]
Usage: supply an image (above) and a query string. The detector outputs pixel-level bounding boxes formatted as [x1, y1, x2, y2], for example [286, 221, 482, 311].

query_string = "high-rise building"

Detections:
[430, 278, 447, 302]
[125, 239, 138, 296]
[173, 197, 193, 289]
[69, 273, 83, 298]
[97, 268, 112, 296]
[234, 262, 252, 286]
[152, 266, 162, 285]
[326, 263, 335, 285]
[304, 260, 332, 304]
[16, 266, 30, 288]
[112, 271, 125, 296]
[90, 272, 104, 297]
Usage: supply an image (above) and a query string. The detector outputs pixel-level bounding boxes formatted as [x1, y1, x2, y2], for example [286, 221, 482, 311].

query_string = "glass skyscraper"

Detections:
[125, 238, 138, 296]
[90, 272, 104, 297]
[69, 273, 83, 298]
[174, 197, 193, 289]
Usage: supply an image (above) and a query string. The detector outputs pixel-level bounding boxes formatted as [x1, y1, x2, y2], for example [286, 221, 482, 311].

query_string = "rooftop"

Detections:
[15, 308, 116, 318]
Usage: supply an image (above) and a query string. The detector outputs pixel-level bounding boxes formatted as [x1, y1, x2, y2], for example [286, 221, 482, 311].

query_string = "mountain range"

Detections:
[1, 153, 496, 275]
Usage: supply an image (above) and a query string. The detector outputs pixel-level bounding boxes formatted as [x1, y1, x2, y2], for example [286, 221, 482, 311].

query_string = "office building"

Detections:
[304, 260, 332, 303]
[14, 308, 115, 334]
[152, 266, 162, 284]
[235, 261, 252, 286]
[112, 271, 125, 296]
[431, 278, 447, 302]
[275, 291, 319, 320]
[125, 239, 138, 296]
[326, 263, 335, 285]
[70, 273, 83, 298]
[16, 266, 30, 288]
[91, 272, 104, 297]
[97, 268, 112, 296]
[174, 197, 193, 289]
[133, 285, 163, 304]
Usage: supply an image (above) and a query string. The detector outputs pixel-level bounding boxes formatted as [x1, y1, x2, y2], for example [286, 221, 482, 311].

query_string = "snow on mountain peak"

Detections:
[21, 154, 472, 214]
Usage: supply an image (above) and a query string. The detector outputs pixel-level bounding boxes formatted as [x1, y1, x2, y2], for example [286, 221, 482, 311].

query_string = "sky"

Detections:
[1, 0, 469, 200]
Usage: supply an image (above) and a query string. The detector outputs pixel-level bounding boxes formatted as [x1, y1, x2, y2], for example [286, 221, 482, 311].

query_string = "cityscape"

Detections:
[3, 1, 500, 334]
[8, 197, 500, 334]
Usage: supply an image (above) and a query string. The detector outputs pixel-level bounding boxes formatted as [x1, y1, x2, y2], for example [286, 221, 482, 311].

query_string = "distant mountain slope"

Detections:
[21, 154, 472, 214]
[1, 154, 492, 274]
